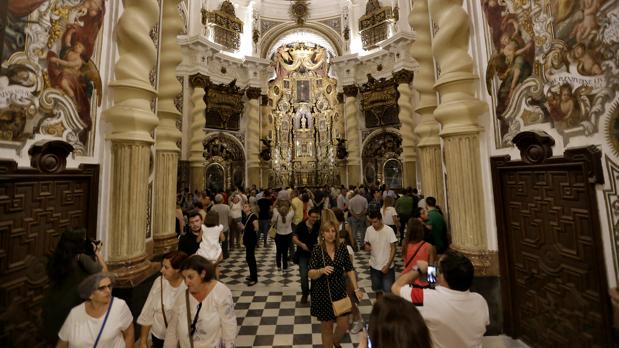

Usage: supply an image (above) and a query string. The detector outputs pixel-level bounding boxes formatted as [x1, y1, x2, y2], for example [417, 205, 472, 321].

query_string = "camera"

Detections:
[83, 238, 101, 256]
[427, 265, 437, 285]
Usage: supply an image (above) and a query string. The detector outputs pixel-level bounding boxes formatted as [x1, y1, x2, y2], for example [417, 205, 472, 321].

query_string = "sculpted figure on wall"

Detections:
[482, 0, 619, 147]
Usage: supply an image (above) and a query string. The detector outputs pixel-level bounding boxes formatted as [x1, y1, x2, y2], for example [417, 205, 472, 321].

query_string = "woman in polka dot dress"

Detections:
[309, 222, 363, 348]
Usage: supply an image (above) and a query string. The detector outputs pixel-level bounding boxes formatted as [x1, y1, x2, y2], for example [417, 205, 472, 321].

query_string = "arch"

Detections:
[361, 127, 401, 155]
[203, 131, 245, 161]
[202, 131, 246, 190]
[261, 22, 343, 59]
[361, 128, 403, 187]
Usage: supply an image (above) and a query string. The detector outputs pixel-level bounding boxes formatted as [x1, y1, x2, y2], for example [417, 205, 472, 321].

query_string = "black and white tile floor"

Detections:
[219, 240, 389, 348]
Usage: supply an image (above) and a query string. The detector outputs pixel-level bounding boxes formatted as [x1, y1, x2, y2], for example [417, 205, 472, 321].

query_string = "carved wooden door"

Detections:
[492, 144, 613, 348]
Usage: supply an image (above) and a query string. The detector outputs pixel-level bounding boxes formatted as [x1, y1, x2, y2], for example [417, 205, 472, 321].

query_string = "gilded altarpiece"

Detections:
[267, 43, 340, 187]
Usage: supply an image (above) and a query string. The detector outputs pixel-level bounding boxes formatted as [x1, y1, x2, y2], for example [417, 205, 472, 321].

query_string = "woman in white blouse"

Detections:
[271, 200, 295, 273]
[138, 251, 188, 348]
[57, 272, 134, 348]
[163, 255, 237, 348]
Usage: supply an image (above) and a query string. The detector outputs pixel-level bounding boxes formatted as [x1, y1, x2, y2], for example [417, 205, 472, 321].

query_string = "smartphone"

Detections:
[427, 265, 437, 285]
[365, 323, 372, 348]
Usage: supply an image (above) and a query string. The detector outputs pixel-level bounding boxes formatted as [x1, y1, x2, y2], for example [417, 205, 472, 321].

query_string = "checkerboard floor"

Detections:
[219, 240, 404, 348]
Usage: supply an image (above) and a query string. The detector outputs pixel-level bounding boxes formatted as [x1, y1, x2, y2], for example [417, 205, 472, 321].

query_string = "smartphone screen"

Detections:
[427, 265, 437, 284]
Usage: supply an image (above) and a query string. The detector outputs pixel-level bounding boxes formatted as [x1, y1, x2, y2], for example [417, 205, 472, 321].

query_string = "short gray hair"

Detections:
[78, 272, 116, 300]
[214, 194, 224, 203]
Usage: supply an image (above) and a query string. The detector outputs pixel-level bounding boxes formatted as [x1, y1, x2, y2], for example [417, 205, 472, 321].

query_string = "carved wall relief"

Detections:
[202, 0, 243, 51]
[358, 0, 396, 50]
[482, 0, 619, 147]
[202, 132, 245, 191]
[361, 130, 402, 187]
[204, 80, 245, 131]
[359, 75, 399, 128]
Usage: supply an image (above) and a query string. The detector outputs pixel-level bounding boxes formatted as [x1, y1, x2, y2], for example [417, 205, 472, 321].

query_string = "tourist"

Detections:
[241, 203, 259, 285]
[333, 208, 356, 252]
[364, 211, 397, 301]
[43, 229, 108, 344]
[395, 187, 417, 240]
[348, 189, 369, 250]
[380, 196, 399, 237]
[309, 223, 363, 348]
[138, 251, 188, 348]
[163, 255, 236, 348]
[57, 272, 134, 348]
[196, 211, 224, 277]
[426, 196, 449, 254]
[293, 207, 321, 304]
[211, 194, 231, 258]
[229, 193, 243, 249]
[272, 199, 295, 273]
[337, 220, 363, 334]
[178, 210, 204, 256]
[402, 219, 436, 288]
[392, 251, 489, 348]
[257, 189, 273, 247]
[357, 294, 432, 348]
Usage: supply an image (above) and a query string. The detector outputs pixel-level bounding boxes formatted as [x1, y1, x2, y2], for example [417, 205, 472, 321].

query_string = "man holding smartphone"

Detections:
[391, 250, 489, 348]
[364, 211, 397, 302]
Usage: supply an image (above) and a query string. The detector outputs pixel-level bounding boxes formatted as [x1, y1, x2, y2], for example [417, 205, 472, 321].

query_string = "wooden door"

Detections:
[491, 136, 613, 347]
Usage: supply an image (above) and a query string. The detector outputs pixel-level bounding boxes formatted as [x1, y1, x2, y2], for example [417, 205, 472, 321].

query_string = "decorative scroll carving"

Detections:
[359, 0, 396, 50]
[359, 75, 399, 128]
[289, 0, 310, 26]
[28, 140, 74, 173]
[202, 0, 243, 51]
[204, 80, 244, 131]
[512, 131, 555, 164]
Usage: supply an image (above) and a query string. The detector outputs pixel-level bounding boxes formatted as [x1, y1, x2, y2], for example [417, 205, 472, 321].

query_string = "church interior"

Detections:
[1, 0, 619, 346]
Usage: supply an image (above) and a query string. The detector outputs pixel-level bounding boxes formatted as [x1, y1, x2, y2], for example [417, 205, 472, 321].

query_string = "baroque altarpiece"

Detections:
[266, 43, 340, 187]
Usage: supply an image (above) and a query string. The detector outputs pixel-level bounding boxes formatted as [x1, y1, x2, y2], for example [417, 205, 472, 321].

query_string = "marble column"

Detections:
[411, 0, 445, 208]
[246, 87, 262, 187]
[336, 93, 347, 185]
[343, 85, 361, 186]
[188, 74, 208, 192]
[394, 69, 417, 188]
[102, 0, 159, 284]
[152, 0, 183, 256]
[429, 0, 491, 269]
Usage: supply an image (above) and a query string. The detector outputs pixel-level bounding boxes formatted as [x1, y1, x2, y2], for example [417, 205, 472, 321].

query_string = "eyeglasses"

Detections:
[96, 284, 113, 291]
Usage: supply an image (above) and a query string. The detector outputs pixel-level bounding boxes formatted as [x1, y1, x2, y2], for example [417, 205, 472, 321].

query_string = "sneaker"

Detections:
[350, 320, 364, 334]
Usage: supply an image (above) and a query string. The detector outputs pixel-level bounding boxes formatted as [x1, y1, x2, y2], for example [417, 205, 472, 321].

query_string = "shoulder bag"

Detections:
[93, 296, 113, 348]
[185, 289, 202, 348]
[160, 277, 168, 328]
[268, 214, 278, 239]
[321, 246, 352, 316]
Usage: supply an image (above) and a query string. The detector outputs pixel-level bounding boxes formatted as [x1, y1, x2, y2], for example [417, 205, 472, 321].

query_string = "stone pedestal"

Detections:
[394, 69, 416, 188]
[153, 0, 183, 256]
[410, 0, 445, 207]
[102, 0, 160, 285]
[188, 74, 208, 192]
[246, 87, 261, 187]
[429, 0, 489, 264]
[343, 85, 361, 186]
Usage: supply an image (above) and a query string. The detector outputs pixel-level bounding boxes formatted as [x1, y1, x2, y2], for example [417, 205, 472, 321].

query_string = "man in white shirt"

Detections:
[392, 251, 489, 348]
[364, 211, 397, 302]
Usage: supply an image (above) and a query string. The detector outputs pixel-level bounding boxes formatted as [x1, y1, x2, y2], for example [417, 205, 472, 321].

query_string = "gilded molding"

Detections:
[393, 69, 414, 84]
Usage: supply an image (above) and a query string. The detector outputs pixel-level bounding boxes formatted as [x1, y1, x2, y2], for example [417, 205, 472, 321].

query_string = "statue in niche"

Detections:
[301, 115, 308, 129]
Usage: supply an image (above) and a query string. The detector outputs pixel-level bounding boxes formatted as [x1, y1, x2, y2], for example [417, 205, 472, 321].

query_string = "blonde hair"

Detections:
[321, 208, 338, 227]
[276, 200, 291, 223]
[319, 222, 340, 251]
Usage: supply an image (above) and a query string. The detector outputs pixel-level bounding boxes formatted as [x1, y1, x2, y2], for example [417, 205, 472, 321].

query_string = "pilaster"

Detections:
[101, 0, 160, 285]
[429, 0, 489, 264]
[246, 87, 262, 187]
[394, 69, 416, 187]
[188, 74, 208, 192]
[153, 0, 184, 256]
[410, 0, 445, 207]
[343, 85, 361, 186]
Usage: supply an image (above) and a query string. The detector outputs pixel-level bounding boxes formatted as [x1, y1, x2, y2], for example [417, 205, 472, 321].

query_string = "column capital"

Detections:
[337, 92, 344, 104]
[246, 87, 262, 100]
[393, 69, 414, 85]
[261, 95, 269, 106]
[343, 85, 358, 97]
[189, 73, 209, 88]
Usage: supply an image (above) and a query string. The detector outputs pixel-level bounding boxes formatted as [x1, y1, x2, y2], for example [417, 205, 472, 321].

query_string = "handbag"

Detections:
[321, 246, 352, 316]
[268, 215, 278, 239]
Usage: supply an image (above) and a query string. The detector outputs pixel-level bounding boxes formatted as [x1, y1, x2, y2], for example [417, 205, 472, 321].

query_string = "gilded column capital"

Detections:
[343, 85, 358, 98]
[189, 73, 209, 88]
[393, 69, 414, 85]
[246, 87, 262, 100]
[337, 93, 344, 104]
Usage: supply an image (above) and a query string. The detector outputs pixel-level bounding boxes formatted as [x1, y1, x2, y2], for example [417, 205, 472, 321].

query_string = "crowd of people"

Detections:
[44, 183, 490, 348]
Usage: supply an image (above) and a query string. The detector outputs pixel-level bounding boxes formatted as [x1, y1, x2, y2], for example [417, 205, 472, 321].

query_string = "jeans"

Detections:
[246, 244, 257, 281]
[275, 233, 292, 270]
[259, 219, 270, 246]
[349, 216, 367, 249]
[370, 267, 396, 294]
[298, 254, 311, 296]
[221, 226, 229, 259]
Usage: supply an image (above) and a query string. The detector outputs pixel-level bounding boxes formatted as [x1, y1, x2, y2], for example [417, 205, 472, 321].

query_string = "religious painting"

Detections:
[482, 0, 619, 148]
[297, 80, 310, 102]
[0, 0, 107, 155]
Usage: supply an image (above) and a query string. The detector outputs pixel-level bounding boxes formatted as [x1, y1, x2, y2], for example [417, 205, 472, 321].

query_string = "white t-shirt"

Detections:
[271, 209, 295, 235]
[381, 206, 397, 225]
[364, 224, 397, 270]
[400, 285, 489, 348]
[58, 297, 133, 348]
[196, 225, 223, 261]
[229, 201, 242, 219]
[137, 276, 187, 339]
[163, 282, 237, 348]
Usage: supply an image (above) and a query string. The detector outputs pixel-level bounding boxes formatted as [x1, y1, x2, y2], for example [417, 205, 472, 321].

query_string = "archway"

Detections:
[202, 132, 245, 191]
[361, 130, 403, 188]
